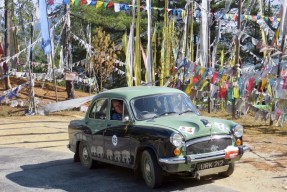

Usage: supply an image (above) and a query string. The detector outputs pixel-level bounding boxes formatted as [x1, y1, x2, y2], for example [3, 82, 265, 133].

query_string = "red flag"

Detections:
[107, 2, 114, 9]
[0, 44, 3, 56]
[80, 0, 87, 5]
[47, 0, 54, 5]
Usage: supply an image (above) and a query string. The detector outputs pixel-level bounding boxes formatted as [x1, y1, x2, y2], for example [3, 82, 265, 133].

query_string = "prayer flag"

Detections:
[0, 43, 3, 56]
[96, 1, 104, 8]
[39, 0, 52, 55]
[75, 0, 80, 6]
[47, 0, 54, 5]
[107, 2, 113, 9]
[114, 3, 120, 12]
[63, 0, 70, 4]
[80, 0, 87, 5]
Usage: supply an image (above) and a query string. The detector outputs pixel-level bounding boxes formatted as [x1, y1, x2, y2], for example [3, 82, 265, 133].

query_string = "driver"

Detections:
[111, 100, 123, 120]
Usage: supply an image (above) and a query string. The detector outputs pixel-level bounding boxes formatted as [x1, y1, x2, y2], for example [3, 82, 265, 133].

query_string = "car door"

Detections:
[103, 99, 133, 167]
[86, 98, 108, 159]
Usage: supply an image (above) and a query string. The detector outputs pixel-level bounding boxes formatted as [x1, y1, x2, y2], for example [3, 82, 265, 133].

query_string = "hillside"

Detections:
[0, 77, 90, 116]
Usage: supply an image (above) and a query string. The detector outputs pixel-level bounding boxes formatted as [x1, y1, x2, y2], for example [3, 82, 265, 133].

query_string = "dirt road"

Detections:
[0, 114, 286, 192]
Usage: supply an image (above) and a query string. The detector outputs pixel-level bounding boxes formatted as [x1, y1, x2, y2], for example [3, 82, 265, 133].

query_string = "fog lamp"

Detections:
[174, 148, 181, 156]
[236, 139, 242, 146]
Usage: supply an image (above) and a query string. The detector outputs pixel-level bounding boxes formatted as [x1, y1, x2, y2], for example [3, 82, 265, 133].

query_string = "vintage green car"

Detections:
[68, 86, 249, 188]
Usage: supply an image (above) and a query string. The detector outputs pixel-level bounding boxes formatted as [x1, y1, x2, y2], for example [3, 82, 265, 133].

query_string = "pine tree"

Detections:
[91, 27, 118, 91]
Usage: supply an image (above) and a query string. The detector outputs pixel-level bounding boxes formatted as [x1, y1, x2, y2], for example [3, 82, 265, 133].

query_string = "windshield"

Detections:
[131, 93, 198, 120]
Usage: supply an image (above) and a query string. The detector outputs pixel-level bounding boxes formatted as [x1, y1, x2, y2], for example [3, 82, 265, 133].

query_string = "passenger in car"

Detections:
[111, 100, 123, 120]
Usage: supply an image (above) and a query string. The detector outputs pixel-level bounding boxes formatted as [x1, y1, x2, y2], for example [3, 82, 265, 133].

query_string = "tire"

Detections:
[141, 150, 163, 188]
[219, 162, 235, 177]
[79, 141, 96, 169]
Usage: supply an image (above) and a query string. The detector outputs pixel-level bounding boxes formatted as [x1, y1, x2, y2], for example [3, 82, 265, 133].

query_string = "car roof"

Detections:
[97, 86, 184, 100]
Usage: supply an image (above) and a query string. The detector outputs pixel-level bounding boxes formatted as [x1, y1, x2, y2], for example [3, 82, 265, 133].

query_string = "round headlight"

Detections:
[233, 124, 244, 137]
[170, 133, 184, 147]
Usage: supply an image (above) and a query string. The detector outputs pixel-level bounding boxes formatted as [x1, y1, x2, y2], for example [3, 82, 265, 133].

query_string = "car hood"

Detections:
[138, 114, 236, 140]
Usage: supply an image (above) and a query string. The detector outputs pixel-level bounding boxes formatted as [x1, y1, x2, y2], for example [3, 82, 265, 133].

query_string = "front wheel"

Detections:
[219, 162, 235, 177]
[79, 141, 96, 169]
[141, 150, 163, 188]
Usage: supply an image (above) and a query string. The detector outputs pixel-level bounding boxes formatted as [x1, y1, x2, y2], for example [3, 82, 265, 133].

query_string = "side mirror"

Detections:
[122, 116, 130, 123]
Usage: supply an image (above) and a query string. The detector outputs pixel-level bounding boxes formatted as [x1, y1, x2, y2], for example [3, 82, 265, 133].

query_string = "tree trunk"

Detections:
[64, 4, 74, 98]
[3, 0, 13, 90]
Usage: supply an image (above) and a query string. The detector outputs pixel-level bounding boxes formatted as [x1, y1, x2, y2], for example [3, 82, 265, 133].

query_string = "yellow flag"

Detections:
[200, 67, 205, 76]
[267, 83, 272, 96]
[71, 0, 75, 5]
[233, 86, 240, 99]
[182, 10, 186, 19]
[221, 74, 227, 83]
[96, 1, 104, 8]
[272, 27, 280, 46]
[261, 78, 267, 91]
[230, 46, 236, 67]
[200, 80, 209, 91]
[185, 78, 193, 95]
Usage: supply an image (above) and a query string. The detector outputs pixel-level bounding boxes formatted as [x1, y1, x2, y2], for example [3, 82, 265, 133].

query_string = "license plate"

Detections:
[197, 160, 227, 170]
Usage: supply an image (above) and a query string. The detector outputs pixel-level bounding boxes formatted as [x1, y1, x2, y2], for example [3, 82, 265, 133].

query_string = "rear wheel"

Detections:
[219, 162, 235, 177]
[141, 150, 163, 188]
[79, 141, 96, 169]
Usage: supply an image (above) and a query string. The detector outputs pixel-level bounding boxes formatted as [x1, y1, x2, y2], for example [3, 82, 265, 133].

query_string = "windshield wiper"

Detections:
[152, 111, 177, 119]
[178, 110, 195, 115]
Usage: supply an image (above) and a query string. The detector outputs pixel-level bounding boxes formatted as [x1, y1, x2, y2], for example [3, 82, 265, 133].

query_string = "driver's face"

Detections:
[113, 101, 123, 114]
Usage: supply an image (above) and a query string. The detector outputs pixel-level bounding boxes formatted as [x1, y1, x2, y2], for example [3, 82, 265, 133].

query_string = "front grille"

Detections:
[186, 135, 232, 155]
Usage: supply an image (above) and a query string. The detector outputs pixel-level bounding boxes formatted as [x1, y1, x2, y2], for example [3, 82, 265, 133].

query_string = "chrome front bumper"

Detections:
[159, 145, 250, 165]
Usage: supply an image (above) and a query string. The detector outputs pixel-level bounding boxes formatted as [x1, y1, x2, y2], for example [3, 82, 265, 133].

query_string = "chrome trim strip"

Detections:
[159, 157, 186, 164]
[159, 150, 225, 164]
[185, 135, 233, 147]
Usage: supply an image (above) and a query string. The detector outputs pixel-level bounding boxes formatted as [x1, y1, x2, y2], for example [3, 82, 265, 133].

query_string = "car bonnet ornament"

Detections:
[200, 119, 212, 127]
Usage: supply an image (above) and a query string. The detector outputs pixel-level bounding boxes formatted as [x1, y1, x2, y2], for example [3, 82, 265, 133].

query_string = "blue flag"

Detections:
[63, 0, 70, 4]
[39, 0, 52, 55]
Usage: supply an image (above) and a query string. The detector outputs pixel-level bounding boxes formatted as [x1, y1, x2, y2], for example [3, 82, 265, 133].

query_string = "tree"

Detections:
[91, 27, 119, 91]
[3, 0, 14, 90]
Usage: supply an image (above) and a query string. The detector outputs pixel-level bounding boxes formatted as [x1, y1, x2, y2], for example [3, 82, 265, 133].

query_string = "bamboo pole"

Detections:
[134, 0, 141, 86]
[182, 2, 190, 87]
[232, 0, 242, 119]
[270, 1, 287, 125]
[189, 2, 194, 62]
[207, 1, 211, 113]
[28, 14, 36, 114]
[146, 0, 152, 84]
[51, 54, 58, 102]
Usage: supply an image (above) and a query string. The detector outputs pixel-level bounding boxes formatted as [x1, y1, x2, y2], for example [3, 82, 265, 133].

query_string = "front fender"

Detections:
[68, 120, 91, 152]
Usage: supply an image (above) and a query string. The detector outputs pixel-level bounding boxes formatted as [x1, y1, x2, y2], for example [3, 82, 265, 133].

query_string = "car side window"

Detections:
[89, 98, 108, 120]
[110, 99, 130, 121]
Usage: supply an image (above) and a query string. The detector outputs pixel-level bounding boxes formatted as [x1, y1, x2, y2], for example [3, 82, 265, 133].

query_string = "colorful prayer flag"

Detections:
[39, 0, 52, 55]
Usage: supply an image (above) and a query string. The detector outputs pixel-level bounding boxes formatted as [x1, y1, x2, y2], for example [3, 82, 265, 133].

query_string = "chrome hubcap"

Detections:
[82, 147, 89, 160]
[145, 159, 153, 181]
